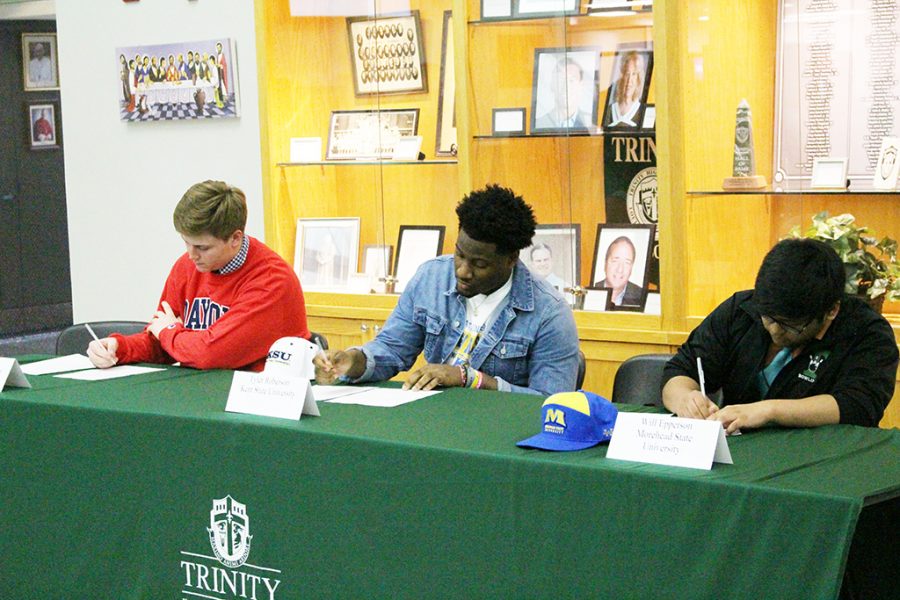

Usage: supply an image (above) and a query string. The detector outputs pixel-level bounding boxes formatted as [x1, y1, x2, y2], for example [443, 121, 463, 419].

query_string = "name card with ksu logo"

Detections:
[607, 413, 733, 470]
[226, 371, 319, 421]
[0, 357, 31, 391]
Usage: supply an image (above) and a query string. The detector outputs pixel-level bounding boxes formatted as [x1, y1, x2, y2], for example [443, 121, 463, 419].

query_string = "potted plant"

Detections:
[791, 212, 900, 311]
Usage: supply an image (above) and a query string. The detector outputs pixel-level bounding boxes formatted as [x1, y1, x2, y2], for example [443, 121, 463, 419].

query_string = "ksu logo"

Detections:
[180, 495, 283, 600]
[208, 496, 252, 568]
[267, 350, 292, 363]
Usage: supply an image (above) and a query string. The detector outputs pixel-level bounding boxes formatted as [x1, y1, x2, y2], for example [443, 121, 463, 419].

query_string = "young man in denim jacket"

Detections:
[315, 184, 580, 396]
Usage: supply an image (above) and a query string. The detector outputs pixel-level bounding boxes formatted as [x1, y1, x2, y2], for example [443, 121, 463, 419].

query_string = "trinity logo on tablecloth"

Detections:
[180, 495, 283, 599]
[208, 495, 252, 568]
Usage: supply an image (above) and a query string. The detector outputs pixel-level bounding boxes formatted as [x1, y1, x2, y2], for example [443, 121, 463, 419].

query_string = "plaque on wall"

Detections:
[346, 11, 427, 96]
[774, 0, 900, 187]
[326, 108, 419, 160]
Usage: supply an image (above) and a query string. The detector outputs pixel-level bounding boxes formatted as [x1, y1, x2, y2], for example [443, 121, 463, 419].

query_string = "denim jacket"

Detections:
[356, 255, 580, 396]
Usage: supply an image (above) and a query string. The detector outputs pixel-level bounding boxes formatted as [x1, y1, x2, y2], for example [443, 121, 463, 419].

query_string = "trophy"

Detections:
[723, 99, 767, 190]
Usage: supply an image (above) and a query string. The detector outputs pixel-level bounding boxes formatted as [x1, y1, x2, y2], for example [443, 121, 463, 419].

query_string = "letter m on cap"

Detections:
[545, 408, 566, 427]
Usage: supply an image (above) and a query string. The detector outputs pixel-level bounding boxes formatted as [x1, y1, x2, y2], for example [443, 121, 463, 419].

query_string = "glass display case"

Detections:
[255, 0, 899, 425]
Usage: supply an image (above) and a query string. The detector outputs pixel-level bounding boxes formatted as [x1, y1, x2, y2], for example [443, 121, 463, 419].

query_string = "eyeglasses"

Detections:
[760, 315, 814, 336]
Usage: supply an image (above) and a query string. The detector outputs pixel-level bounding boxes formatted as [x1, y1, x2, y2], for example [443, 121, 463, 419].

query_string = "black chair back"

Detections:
[56, 321, 148, 355]
[576, 350, 586, 390]
[309, 331, 329, 351]
[611, 353, 674, 407]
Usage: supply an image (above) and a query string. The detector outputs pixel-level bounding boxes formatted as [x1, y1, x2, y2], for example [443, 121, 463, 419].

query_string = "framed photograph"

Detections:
[515, 0, 580, 18]
[393, 225, 446, 294]
[346, 11, 427, 96]
[363, 244, 393, 292]
[873, 138, 900, 190]
[435, 10, 457, 156]
[481, 0, 513, 20]
[492, 108, 526, 136]
[590, 223, 656, 312]
[810, 158, 849, 189]
[115, 38, 240, 122]
[22, 33, 59, 91]
[326, 109, 419, 160]
[531, 47, 600, 134]
[522, 224, 581, 294]
[27, 102, 59, 150]
[294, 218, 360, 291]
[600, 47, 653, 131]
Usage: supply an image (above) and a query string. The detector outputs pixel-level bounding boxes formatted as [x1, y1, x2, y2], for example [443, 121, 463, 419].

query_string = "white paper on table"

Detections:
[324, 387, 440, 407]
[21, 354, 95, 375]
[312, 385, 374, 401]
[54, 365, 165, 381]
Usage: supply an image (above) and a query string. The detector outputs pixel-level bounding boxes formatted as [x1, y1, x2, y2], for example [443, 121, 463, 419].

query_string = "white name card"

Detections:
[607, 412, 733, 470]
[289, 137, 322, 163]
[226, 371, 320, 421]
[0, 357, 31, 391]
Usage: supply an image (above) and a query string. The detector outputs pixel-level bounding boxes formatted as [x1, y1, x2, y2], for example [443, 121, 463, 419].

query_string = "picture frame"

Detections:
[810, 157, 849, 189]
[522, 224, 581, 294]
[27, 102, 60, 150]
[115, 38, 240, 122]
[492, 108, 526, 136]
[601, 46, 653, 131]
[481, 0, 514, 20]
[346, 11, 427, 96]
[531, 47, 600, 135]
[515, 0, 580, 18]
[435, 10, 458, 156]
[326, 109, 420, 160]
[392, 135, 423, 160]
[22, 32, 59, 91]
[393, 225, 446, 294]
[873, 138, 900, 190]
[582, 288, 610, 312]
[590, 223, 656, 312]
[363, 244, 393, 292]
[294, 218, 360, 291]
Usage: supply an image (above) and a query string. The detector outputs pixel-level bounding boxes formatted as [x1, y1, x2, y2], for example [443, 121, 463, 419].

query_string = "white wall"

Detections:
[55, 0, 263, 322]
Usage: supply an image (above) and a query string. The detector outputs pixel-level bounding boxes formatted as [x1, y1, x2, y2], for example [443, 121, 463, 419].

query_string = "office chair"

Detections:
[309, 331, 329, 350]
[55, 321, 148, 355]
[611, 353, 674, 407]
[576, 350, 586, 390]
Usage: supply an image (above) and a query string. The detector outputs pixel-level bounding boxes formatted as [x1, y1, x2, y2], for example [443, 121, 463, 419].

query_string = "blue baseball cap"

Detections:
[516, 391, 618, 451]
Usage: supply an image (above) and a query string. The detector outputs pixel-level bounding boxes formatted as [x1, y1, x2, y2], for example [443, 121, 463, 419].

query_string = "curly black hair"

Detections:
[455, 184, 536, 255]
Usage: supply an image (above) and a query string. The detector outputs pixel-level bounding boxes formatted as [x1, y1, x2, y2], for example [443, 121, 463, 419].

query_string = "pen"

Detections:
[84, 323, 100, 342]
[697, 356, 707, 399]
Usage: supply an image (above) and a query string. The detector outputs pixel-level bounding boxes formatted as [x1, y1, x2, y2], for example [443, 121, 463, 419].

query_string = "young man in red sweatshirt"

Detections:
[87, 180, 310, 371]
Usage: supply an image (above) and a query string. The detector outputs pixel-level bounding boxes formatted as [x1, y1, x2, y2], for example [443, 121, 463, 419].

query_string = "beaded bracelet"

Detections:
[458, 364, 468, 387]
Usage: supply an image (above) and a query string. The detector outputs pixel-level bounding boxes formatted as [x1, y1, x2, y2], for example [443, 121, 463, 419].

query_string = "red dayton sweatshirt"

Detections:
[113, 236, 309, 371]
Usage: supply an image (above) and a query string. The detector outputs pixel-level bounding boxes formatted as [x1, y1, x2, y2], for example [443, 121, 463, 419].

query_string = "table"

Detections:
[1, 362, 897, 599]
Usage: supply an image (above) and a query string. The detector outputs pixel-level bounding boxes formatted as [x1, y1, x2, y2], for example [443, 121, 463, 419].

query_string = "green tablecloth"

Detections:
[1, 363, 897, 599]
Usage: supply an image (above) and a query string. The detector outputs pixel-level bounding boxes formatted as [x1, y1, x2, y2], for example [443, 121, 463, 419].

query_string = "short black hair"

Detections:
[754, 238, 844, 320]
[456, 184, 536, 255]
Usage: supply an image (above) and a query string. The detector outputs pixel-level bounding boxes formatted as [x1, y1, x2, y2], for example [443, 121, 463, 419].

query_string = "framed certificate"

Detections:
[326, 109, 419, 160]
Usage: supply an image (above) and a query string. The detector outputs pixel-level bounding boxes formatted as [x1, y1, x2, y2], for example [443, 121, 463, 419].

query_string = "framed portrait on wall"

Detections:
[531, 47, 600, 134]
[521, 224, 581, 294]
[590, 223, 655, 312]
[326, 109, 419, 160]
[435, 10, 457, 156]
[27, 102, 59, 150]
[600, 45, 653, 131]
[294, 218, 360, 291]
[22, 33, 59, 91]
[393, 225, 445, 294]
[346, 11, 427, 96]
